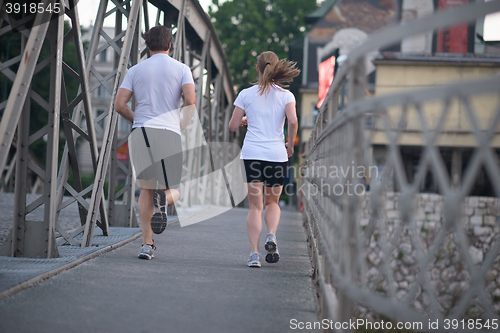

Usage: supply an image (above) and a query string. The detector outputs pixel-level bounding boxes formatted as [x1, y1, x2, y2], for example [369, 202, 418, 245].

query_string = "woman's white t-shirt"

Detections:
[120, 53, 194, 135]
[233, 85, 295, 162]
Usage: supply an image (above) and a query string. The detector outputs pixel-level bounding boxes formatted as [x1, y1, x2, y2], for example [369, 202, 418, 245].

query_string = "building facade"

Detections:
[293, 0, 500, 196]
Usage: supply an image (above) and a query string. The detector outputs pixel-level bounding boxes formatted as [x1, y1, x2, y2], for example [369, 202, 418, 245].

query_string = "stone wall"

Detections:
[357, 192, 500, 318]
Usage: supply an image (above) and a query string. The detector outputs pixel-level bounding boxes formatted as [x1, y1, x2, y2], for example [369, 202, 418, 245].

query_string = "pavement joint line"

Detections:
[0, 205, 212, 301]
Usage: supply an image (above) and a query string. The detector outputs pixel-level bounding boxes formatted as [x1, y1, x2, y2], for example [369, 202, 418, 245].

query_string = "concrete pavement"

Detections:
[0, 207, 319, 333]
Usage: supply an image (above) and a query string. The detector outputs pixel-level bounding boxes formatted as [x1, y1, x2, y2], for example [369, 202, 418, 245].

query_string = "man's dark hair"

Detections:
[142, 26, 172, 52]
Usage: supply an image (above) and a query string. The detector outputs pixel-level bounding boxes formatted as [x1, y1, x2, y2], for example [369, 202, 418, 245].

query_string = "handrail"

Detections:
[314, 76, 500, 151]
[301, 0, 500, 328]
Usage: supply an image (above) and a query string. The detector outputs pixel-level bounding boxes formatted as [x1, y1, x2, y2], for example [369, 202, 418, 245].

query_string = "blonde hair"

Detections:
[255, 51, 300, 96]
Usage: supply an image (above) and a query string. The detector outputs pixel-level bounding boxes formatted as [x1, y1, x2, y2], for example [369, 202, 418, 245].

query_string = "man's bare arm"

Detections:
[114, 88, 134, 122]
[180, 83, 196, 131]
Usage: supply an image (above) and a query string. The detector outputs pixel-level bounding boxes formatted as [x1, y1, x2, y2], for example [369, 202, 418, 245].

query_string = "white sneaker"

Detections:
[265, 233, 279, 263]
[138, 244, 155, 260]
[247, 252, 261, 267]
[151, 190, 167, 234]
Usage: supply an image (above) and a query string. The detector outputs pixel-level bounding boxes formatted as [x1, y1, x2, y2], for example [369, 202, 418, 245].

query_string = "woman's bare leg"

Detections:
[264, 185, 282, 236]
[246, 182, 264, 253]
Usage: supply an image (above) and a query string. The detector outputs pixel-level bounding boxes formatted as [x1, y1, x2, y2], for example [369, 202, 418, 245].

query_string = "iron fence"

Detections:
[301, 1, 500, 331]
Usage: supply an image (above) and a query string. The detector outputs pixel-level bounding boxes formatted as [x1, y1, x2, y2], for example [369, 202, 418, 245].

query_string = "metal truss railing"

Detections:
[0, 0, 237, 256]
[301, 1, 500, 331]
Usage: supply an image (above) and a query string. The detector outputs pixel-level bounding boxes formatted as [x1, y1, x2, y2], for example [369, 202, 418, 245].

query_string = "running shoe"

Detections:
[265, 233, 280, 263]
[138, 243, 156, 260]
[151, 189, 167, 234]
[247, 252, 261, 267]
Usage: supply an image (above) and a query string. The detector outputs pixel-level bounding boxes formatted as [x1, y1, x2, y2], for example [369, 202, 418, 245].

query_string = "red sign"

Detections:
[286, 135, 300, 146]
[437, 0, 469, 53]
[317, 56, 335, 109]
[117, 142, 128, 161]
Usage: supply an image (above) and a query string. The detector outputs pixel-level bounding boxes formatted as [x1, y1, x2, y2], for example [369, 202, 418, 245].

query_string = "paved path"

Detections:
[0, 208, 319, 333]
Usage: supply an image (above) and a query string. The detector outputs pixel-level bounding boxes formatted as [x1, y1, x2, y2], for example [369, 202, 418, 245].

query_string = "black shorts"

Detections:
[243, 159, 288, 187]
[129, 127, 183, 189]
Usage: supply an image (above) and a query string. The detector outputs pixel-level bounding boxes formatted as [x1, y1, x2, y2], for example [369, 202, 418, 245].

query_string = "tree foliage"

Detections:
[209, 0, 319, 91]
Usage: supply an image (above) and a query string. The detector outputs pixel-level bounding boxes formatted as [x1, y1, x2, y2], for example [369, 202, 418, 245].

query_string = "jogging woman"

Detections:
[229, 51, 299, 267]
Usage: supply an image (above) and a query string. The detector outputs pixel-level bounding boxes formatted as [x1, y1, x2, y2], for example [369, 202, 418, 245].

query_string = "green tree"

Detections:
[209, 0, 318, 91]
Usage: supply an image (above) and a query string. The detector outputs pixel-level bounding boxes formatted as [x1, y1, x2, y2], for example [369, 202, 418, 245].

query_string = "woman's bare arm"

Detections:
[284, 102, 298, 157]
[228, 106, 245, 132]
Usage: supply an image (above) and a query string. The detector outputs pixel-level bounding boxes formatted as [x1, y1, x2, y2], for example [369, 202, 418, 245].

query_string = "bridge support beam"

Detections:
[0, 0, 237, 256]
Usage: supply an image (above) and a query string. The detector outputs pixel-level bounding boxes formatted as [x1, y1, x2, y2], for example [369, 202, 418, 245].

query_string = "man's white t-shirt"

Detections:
[233, 85, 295, 162]
[120, 53, 194, 135]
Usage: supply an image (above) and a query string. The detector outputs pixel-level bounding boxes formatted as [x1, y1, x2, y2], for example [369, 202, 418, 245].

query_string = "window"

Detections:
[484, 0, 500, 41]
[96, 109, 105, 129]
[119, 117, 130, 133]
[311, 103, 319, 126]
[99, 50, 106, 62]
[365, 115, 374, 129]
[98, 85, 106, 98]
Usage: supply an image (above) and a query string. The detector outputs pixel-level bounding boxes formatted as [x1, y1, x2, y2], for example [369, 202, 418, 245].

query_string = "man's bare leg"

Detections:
[138, 188, 155, 245]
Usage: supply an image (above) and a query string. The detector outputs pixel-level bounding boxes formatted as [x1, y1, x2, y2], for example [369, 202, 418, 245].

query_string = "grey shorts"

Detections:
[128, 127, 183, 189]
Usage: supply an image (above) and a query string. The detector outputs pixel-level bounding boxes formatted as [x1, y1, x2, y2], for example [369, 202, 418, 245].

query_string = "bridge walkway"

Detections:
[0, 205, 319, 333]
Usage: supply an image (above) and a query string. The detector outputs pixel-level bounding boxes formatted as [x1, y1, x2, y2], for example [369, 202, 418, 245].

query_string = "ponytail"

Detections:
[255, 51, 300, 96]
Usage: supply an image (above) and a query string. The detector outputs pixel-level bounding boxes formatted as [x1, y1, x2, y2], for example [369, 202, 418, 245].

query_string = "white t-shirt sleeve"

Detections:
[233, 90, 246, 110]
[284, 90, 296, 105]
[120, 67, 134, 92]
[181, 65, 195, 86]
